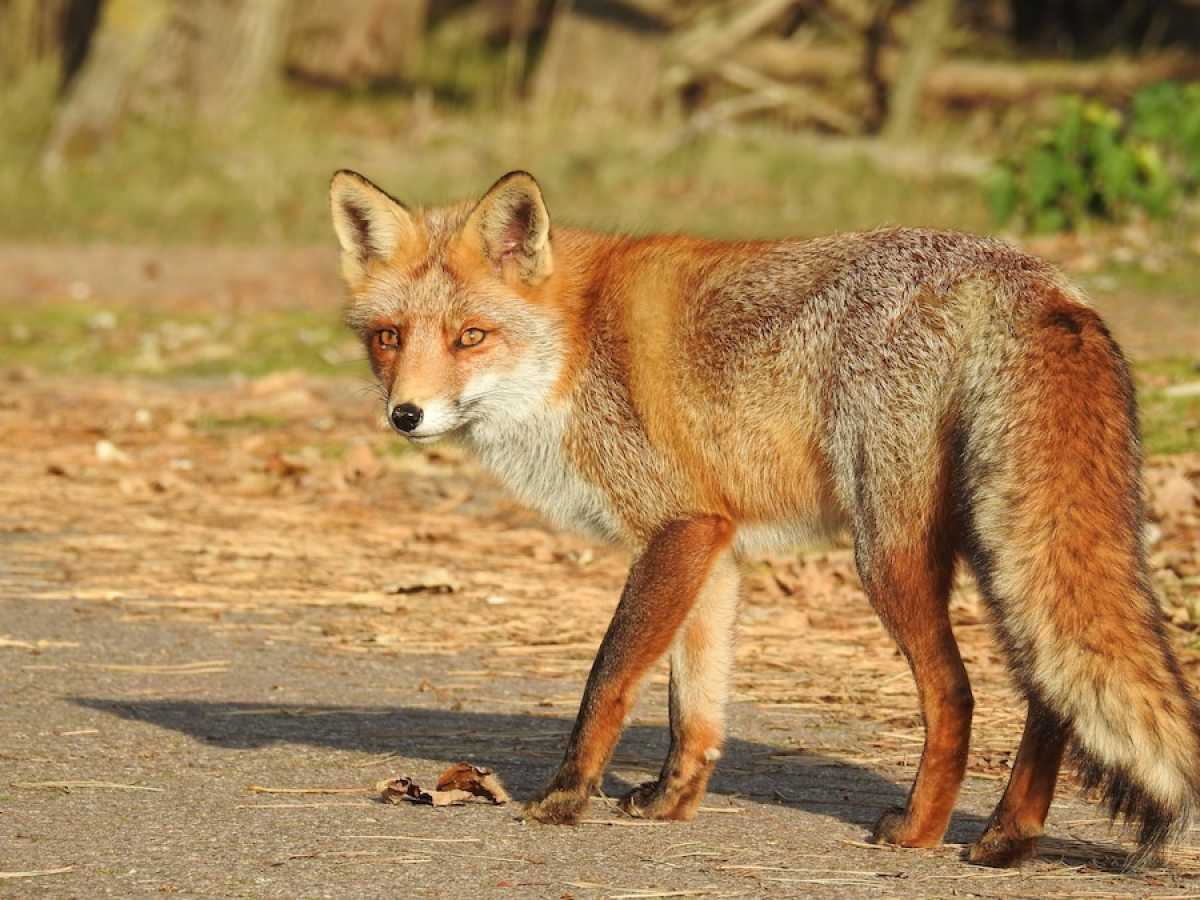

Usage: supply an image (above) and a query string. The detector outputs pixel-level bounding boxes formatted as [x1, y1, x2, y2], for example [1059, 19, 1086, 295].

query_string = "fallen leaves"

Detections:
[435, 763, 512, 804]
[377, 776, 472, 807]
[1151, 469, 1199, 519]
[377, 763, 511, 808]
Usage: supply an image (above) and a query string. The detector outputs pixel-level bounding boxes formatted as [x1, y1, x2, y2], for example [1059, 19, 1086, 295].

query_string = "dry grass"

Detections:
[2, 368, 1199, 889]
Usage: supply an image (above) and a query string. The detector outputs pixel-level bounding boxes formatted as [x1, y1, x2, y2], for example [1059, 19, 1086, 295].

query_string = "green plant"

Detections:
[988, 95, 1178, 232]
[1130, 81, 1200, 184]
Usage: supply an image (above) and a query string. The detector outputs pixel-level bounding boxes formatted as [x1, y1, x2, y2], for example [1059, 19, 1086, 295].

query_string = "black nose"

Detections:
[390, 403, 423, 433]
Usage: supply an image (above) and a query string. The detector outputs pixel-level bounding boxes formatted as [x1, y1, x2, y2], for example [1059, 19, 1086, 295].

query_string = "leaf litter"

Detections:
[2, 371, 1200, 882]
[378, 762, 511, 807]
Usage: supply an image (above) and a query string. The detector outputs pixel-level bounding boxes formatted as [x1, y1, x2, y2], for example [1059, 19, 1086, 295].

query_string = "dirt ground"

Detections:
[2, 246, 1200, 898]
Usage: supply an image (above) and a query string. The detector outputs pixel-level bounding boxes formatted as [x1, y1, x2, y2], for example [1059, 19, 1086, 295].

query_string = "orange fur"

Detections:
[331, 170, 1200, 867]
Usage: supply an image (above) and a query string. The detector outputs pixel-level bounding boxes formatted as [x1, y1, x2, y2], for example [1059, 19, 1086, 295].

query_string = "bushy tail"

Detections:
[959, 289, 1200, 862]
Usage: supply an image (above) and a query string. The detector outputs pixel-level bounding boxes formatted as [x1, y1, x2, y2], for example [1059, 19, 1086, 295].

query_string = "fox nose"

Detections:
[390, 403, 423, 433]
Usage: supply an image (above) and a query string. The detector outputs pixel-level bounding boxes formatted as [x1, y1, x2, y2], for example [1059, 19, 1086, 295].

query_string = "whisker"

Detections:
[352, 381, 388, 402]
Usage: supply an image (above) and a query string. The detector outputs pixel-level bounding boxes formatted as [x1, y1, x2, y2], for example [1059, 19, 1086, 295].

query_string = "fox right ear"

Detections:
[329, 170, 418, 285]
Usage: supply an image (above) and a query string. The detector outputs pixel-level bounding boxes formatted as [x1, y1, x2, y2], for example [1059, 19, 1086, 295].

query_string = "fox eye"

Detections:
[458, 327, 486, 348]
[375, 328, 400, 350]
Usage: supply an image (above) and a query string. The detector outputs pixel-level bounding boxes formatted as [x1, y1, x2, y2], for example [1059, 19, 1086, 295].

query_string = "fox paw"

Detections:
[618, 780, 698, 821]
[870, 807, 941, 849]
[967, 825, 1038, 868]
[524, 788, 587, 825]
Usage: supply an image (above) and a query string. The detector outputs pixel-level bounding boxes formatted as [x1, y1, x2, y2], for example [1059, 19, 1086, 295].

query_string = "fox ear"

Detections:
[329, 170, 417, 284]
[464, 171, 552, 284]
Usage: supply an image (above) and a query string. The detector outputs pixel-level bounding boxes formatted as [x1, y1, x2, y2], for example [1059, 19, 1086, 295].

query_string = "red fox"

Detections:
[329, 168, 1200, 867]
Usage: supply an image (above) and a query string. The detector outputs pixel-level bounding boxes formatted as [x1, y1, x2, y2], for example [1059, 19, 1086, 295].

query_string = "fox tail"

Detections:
[959, 289, 1200, 862]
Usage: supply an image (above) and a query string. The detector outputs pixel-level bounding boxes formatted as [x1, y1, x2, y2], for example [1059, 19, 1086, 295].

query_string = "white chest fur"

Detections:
[464, 408, 621, 542]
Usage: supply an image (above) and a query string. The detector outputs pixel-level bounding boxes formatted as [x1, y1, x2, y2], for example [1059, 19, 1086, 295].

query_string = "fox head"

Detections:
[330, 170, 565, 444]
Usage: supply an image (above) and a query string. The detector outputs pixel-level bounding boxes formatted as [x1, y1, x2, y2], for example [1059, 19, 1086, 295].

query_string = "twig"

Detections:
[0, 867, 75, 880]
[342, 834, 483, 843]
[576, 818, 674, 827]
[12, 780, 163, 792]
[236, 802, 374, 809]
[248, 785, 369, 795]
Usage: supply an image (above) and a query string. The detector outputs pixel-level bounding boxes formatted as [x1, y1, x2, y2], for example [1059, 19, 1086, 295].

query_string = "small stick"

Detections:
[236, 802, 373, 809]
[248, 785, 369, 795]
[342, 835, 483, 844]
[576, 819, 673, 827]
[12, 780, 163, 792]
[0, 866, 75, 879]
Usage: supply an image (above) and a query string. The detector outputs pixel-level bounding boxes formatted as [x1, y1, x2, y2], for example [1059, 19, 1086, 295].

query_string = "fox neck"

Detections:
[455, 230, 631, 541]
[461, 403, 621, 541]
[525, 228, 628, 399]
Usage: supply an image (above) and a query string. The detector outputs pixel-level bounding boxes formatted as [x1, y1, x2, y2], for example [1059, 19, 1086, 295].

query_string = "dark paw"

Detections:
[871, 807, 945, 849]
[618, 779, 700, 821]
[870, 807, 910, 845]
[619, 781, 673, 819]
[523, 788, 587, 825]
[968, 826, 1038, 867]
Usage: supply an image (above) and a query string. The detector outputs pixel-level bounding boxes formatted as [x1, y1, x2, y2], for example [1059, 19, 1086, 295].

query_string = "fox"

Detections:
[328, 168, 1200, 867]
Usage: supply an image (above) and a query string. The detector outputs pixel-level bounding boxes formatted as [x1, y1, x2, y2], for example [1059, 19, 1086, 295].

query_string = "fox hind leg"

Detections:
[969, 700, 1068, 866]
[620, 553, 739, 820]
[861, 523, 972, 848]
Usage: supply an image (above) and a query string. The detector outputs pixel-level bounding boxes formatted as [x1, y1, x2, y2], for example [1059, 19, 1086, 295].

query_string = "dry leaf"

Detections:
[435, 763, 511, 804]
[376, 775, 472, 807]
[265, 452, 307, 479]
[1153, 472, 1198, 519]
[376, 763, 510, 807]
[385, 568, 462, 594]
[342, 443, 380, 481]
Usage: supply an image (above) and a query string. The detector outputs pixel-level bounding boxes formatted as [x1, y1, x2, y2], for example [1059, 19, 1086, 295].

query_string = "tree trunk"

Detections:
[188, 0, 291, 116]
[285, 0, 427, 88]
[0, 0, 72, 81]
[40, 0, 171, 173]
[40, 0, 295, 172]
[883, 0, 954, 140]
[534, 0, 666, 117]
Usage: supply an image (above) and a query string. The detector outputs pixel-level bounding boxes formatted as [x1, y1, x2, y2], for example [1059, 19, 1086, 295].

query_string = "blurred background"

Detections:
[0, 0, 1197, 453]
[6, 0, 1200, 240]
[4, 8, 1200, 891]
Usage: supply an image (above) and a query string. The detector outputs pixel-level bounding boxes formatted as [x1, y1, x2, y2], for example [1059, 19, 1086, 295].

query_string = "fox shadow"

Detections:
[72, 696, 1150, 869]
[71, 696, 994, 840]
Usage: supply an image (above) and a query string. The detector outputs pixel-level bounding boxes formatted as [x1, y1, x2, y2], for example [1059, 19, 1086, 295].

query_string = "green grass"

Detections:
[0, 65, 992, 245]
[1080, 253, 1200, 299]
[0, 304, 360, 378]
[1136, 357, 1200, 455]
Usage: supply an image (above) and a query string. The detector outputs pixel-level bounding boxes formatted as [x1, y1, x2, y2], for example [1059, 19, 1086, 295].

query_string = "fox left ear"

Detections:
[464, 171, 552, 284]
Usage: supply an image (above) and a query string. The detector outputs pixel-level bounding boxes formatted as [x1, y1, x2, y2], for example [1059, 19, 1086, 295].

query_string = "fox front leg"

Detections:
[619, 552, 739, 820]
[524, 516, 734, 825]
